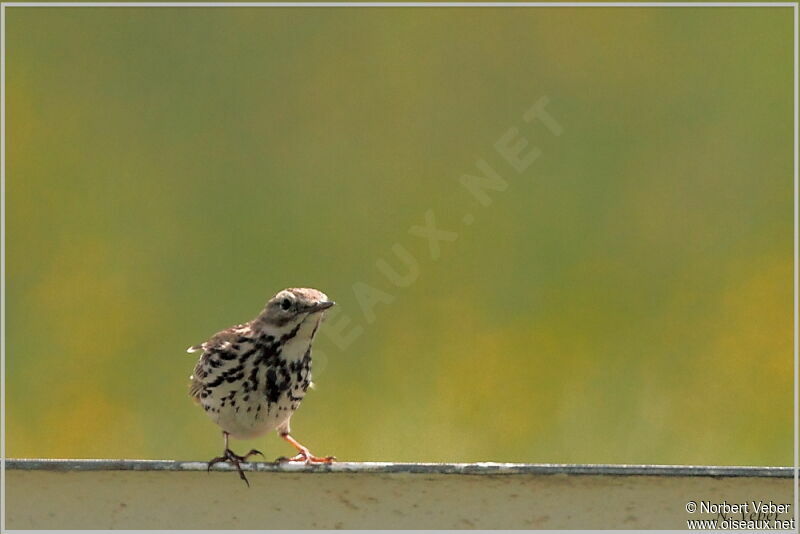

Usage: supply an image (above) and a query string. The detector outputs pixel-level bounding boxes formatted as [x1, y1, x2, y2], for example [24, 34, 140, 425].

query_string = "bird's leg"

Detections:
[207, 431, 264, 487]
[276, 432, 335, 464]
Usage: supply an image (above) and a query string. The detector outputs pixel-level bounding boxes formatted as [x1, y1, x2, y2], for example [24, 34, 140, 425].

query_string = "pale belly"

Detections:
[210, 394, 296, 439]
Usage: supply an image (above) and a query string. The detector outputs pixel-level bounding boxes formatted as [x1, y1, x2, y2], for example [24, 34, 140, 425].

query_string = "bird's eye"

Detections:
[281, 298, 292, 311]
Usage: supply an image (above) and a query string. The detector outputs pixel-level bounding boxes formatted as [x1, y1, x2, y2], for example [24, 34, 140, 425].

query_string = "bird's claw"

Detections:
[244, 448, 265, 460]
[207, 448, 264, 487]
[276, 451, 336, 465]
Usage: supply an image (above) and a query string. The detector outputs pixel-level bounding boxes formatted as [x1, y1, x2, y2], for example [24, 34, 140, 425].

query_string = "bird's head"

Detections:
[258, 287, 335, 328]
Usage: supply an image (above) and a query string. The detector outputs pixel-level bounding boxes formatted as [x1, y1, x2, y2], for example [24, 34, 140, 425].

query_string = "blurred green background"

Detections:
[6, 6, 794, 466]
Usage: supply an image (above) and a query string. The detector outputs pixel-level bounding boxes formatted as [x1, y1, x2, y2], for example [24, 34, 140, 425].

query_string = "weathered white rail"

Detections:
[5, 459, 794, 529]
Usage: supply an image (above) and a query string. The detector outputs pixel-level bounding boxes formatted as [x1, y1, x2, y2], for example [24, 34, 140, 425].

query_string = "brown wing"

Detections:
[187, 322, 251, 402]
[186, 322, 250, 354]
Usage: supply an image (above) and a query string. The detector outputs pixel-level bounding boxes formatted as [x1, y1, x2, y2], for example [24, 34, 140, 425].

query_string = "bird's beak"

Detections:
[308, 300, 335, 313]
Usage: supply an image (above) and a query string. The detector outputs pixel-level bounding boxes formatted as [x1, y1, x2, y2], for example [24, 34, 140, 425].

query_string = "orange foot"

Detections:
[276, 451, 336, 464]
[278, 432, 336, 464]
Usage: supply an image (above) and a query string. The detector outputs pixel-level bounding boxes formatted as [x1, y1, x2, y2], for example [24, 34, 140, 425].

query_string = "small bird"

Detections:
[188, 287, 336, 486]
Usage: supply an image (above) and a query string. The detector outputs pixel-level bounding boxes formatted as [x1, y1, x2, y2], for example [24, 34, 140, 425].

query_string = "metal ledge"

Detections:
[5, 458, 794, 477]
[5, 459, 795, 529]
